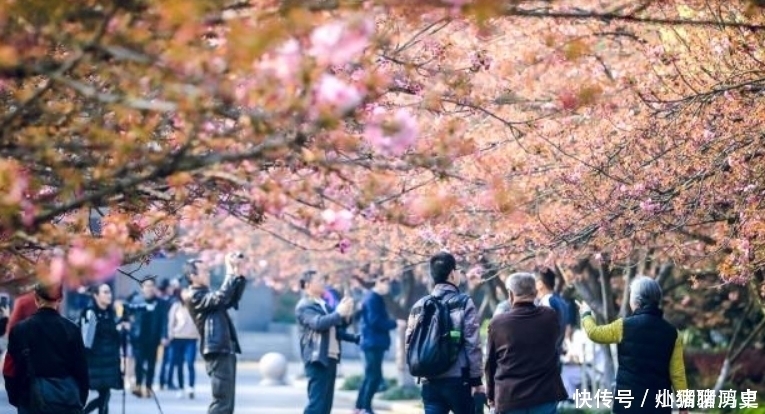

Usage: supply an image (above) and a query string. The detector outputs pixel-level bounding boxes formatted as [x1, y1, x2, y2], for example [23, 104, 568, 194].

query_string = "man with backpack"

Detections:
[405, 252, 484, 414]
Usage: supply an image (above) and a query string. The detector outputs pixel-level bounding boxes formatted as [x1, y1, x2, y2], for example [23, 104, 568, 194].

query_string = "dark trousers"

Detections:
[304, 359, 338, 414]
[204, 352, 237, 414]
[355, 349, 385, 412]
[83, 388, 111, 414]
[422, 377, 473, 414]
[134, 344, 159, 389]
[172, 338, 198, 388]
[159, 344, 175, 388]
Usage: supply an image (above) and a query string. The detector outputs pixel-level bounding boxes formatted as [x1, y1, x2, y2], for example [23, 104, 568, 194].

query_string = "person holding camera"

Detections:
[296, 270, 359, 414]
[182, 252, 247, 414]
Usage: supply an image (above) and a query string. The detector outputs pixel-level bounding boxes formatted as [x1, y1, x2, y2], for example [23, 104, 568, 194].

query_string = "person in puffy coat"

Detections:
[80, 283, 125, 414]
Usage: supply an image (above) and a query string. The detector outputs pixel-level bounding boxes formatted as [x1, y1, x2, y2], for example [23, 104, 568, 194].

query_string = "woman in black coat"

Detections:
[80, 283, 124, 414]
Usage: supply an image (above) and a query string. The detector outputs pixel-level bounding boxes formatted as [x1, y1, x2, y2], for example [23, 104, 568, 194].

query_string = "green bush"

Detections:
[340, 374, 397, 391]
[379, 384, 421, 401]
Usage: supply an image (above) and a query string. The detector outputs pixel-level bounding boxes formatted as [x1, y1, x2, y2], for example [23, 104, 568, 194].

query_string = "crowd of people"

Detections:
[1, 250, 690, 414]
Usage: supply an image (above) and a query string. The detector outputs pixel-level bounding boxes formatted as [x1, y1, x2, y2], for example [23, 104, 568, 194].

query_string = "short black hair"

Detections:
[429, 252, 456, 284]
[184, 259, 203, 282]
[536, 267, 556, 291]
[140, 277, 156, 286]
[299, 270, 320, 290]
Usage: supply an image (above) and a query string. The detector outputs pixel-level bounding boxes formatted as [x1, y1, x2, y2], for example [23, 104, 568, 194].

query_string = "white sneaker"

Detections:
[176, 390, 184, 399]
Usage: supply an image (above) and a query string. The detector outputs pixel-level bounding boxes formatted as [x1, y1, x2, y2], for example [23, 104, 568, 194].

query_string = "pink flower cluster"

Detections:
[313, 74, 365, 117]
[364, 107, 419, 156]
[321, 208, 354, 233]
[49, 247, 124, 283]
[309, 18, 375, 66]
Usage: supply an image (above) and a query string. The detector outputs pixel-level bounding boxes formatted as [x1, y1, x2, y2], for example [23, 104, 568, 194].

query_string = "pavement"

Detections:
[0, 360, 422, 414]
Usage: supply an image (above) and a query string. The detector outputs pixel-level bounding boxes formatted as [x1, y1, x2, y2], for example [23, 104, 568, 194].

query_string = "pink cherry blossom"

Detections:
[321, 208, 354, 233]
[364, 108, 419, 156]
[68, 247, 94, 268]
[49, 256, 68, 283]
[338, 238, 351, 253]
[314, 74, 365, 116]
[309, 18, 374, 66]
[90, 250, 123, 281]
[259, 38, 302, 81]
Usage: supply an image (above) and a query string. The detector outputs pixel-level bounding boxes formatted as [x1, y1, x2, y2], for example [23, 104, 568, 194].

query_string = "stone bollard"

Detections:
[259, 352, 288, 386]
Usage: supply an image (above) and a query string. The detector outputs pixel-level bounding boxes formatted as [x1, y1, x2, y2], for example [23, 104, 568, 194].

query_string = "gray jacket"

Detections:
[186, 275, 245, 356]
[405, 283, 484, 385]
[295, 296, 359, 366]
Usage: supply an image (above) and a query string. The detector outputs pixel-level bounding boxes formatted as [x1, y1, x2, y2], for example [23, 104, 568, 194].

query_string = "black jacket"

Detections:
[615, 306, 677, 413]
[186, 275, 245, 356]
[125, 296, 168, 349]
[80, 304, 123, 390]
[3, 308, 89, 408]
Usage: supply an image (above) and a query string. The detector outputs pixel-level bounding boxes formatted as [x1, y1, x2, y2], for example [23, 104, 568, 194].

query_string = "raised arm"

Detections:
[189, 275, 246, 314]
[581, 312, 624, 344]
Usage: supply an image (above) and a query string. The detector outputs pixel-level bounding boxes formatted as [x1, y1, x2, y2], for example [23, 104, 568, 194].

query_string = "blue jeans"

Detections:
[171, 338, 197, 388]
[355, 348, 385, 412]
[160, 343, 175, 388]
[422, 377, 472, 414]
[503, 401, 558, 414]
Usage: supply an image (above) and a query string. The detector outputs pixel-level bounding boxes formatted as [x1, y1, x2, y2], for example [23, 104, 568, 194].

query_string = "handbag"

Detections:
[80, 309, 97, 349]
[22, 337, 84, 414]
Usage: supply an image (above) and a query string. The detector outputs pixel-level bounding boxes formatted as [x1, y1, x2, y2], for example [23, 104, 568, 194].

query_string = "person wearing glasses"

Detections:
[354, 275, 397, 414]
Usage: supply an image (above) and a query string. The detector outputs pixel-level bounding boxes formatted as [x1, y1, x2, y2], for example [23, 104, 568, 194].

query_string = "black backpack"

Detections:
[406, 292, 469, 379]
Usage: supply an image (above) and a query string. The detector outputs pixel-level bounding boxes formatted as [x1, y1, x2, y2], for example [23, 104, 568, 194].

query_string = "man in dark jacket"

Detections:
[183, 253, 246, 414]
[485, 272, 568, 414]
[3, 281, 89, 414]
[296, 270, 359, 414]
[405, 252, 484, 414]
[125, 277, 168, 398]
[354, 275, 396, 414]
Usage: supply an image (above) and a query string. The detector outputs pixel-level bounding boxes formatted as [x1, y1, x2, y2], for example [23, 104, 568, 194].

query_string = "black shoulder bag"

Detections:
[22, 330, 84, 414]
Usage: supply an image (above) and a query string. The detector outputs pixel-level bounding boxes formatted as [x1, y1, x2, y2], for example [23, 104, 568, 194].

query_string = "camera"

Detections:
[230, 251, 244, 260]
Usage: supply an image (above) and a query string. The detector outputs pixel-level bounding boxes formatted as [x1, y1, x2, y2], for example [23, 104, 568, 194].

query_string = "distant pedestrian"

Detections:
[3, 281, 89, 414]
[168, 288, 199, 399]
[80, 283, 125, 414]
[124, 278, 167, 398]
[354, 275, 397, 414]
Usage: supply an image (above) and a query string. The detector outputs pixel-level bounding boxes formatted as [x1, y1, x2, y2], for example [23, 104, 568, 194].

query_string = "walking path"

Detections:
[0, 360, 420, 414]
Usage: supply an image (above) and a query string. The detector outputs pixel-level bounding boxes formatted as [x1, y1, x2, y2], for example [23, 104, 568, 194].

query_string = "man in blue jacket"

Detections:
[354, 275, 397, 414]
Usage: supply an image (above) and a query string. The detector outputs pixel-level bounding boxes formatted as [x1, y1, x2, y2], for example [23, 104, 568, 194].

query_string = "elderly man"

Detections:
[485, 272, 568, 414]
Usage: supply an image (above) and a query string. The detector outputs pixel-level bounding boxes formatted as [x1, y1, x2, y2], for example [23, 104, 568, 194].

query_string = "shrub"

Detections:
[379, 384, 421, 401]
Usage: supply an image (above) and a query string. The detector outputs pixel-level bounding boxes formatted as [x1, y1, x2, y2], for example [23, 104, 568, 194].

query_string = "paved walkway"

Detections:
[0, 360, 418, 414]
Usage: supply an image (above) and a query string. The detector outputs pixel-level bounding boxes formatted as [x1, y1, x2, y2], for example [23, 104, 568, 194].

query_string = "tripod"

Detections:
[120, 330, 165, 414]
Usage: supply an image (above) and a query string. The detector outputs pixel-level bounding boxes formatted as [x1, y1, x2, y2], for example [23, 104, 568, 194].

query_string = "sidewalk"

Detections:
[288, 360, 422, 414]
[0, 360, 420, 414]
